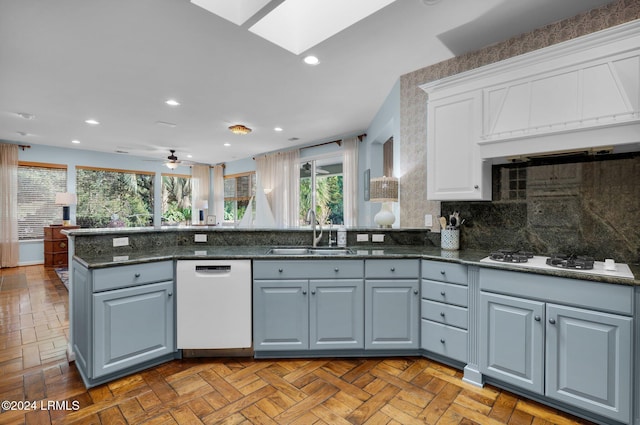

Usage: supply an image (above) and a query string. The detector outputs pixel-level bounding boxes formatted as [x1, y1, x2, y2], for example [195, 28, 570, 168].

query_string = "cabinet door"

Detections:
[309, 279, 364, 350]
[480, 292, 544, 394]
[253, 280, 309, 351]
[93, 281, 174, 378]
[545, 304, 631, 423]
[365, 280, 419, 350]
[427, 91, 490, 200]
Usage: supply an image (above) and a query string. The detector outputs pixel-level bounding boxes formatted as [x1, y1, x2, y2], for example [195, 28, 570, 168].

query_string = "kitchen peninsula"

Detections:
[64, 227, 640, 425]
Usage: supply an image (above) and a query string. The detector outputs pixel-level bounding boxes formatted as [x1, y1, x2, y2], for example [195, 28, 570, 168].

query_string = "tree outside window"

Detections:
[76, 167, 154, 228]
[299, 159, 343, 226]
[224, 172, 255, 224]
[161, 174, 192, 225]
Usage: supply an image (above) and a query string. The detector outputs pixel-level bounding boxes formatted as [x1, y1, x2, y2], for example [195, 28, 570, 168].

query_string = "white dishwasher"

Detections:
[176, 260, 252, 349]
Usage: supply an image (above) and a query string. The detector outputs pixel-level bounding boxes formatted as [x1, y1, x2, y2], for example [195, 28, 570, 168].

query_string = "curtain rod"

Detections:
[252, 133, 366, 160]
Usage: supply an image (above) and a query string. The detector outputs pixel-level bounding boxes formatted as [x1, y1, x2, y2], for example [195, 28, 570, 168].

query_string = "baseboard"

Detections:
[18, 260, 44, 266]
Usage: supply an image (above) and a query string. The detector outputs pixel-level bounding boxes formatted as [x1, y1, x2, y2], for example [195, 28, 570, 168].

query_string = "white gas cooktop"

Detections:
[480, 255, 634, 280]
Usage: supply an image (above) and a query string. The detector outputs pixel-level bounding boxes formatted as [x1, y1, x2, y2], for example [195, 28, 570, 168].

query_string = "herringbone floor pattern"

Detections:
[0, 266, 596, 425]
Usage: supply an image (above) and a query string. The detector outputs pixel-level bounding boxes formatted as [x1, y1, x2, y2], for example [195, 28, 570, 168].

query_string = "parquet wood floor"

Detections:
[0, 265, 597, 425]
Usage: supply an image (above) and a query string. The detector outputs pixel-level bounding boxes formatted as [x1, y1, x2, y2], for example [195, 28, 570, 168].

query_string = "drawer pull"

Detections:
[59, 242, 66, 248]
[334, 268, 339, 272]
[413, 289, 419, 295]
[390, 267, 395, 272]
[302, 290, 307, 295]
[440, 338, 445, 344]
[440, 270, 445, 275]
[278, 268, 283, 273]
[440, 312, 445, 317]
[134, 273, 141, 278]
[534, 315, 541, 322]
[311, 290, 316, 295]
[549, 318, 556, 325]
[440, 291, 446, 296]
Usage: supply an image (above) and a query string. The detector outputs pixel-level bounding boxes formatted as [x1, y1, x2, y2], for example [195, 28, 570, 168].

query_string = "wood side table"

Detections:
[44, 225, 79, 268]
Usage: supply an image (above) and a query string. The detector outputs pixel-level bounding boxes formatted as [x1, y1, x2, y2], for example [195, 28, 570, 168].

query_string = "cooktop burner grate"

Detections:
[545, 254, 595, 270]
[489, 249, 534, 263]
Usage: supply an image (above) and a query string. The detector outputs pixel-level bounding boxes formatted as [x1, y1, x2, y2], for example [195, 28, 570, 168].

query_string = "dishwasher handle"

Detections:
[195, 265, 232, 273]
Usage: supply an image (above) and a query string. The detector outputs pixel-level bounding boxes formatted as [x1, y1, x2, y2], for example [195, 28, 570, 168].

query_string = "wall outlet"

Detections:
[112, 237, 129, 247]
[425, 214, 433, 227]
[194, 234, 207, 243]
[356, 234, 369, 242]
[372, 234, 385, 242]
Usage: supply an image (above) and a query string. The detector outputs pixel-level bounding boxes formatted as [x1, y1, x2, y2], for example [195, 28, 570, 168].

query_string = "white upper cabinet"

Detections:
[422, 21, 640, 200]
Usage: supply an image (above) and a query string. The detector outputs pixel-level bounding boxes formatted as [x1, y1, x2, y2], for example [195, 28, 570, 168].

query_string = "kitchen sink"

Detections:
[266, 247, 353, 255]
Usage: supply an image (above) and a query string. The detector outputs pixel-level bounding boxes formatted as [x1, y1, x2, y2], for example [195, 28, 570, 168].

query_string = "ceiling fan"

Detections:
[302, 162, 329, 175]
[154, 149, 200, 169]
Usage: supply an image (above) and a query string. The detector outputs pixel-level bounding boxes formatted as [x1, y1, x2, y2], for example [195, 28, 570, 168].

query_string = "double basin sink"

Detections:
[267, 247, 354, 256]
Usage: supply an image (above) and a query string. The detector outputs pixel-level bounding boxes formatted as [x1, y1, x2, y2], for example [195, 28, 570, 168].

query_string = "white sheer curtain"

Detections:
[0, 144, 19, 267]
[255, 149, 300, 228]
[212, 165, 224, 226]
[342, 137, 359, 227]
[191, 164, 210, 224]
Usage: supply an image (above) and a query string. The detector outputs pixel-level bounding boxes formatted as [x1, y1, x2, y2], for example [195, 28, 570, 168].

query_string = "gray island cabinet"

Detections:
[479, 267, 633, 424]
[72, 260, 177, 388]
[253, 260, 365, 353]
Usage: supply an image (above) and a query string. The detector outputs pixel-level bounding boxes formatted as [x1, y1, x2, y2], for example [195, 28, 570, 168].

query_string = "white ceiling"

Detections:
[0, 0, 615, 166]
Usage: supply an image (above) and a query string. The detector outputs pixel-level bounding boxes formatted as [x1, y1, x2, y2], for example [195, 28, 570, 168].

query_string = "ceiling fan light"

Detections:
[228, 124, 252, 135]
[166, 162, 179, 169]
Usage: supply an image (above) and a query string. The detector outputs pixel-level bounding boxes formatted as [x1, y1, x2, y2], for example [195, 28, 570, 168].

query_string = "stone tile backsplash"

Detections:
[442, 154, 640, 263]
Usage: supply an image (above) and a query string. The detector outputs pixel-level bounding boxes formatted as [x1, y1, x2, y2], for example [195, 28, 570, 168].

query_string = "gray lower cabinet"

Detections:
[253, 260, 364, 352]
[72, 260, 176, 387]
[479, 268, 633, 423]
[420, 260, 468, 363]
[364, 259, 420, 350]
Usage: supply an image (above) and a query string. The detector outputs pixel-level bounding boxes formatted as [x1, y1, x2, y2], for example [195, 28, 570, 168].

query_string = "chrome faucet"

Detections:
[305, 209, 323, 247]
[328, 220, 336, 247]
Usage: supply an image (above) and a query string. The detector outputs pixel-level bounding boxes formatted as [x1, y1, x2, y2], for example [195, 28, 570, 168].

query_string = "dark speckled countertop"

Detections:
[72, 245, 640, 286]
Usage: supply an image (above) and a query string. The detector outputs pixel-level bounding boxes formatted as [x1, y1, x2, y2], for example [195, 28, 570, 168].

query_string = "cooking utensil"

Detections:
[439, 216, 447, 230]
[450, 216, 457, 227]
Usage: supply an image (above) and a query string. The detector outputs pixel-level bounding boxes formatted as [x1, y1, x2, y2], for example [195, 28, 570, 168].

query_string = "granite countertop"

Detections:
[72, 245, 640, 286]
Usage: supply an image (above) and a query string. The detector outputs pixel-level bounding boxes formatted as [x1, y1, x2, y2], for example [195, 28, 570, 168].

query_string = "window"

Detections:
[499, 165, 527, 201]
[224, 172, 255, 224]
[76, 167, 154, 228]
[18, 162, 67, 239]
[161, 174, 192, 225]
[299, 158, 343, 226]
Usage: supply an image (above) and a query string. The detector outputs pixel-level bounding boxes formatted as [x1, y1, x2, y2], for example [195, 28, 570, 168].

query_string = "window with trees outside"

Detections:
[161, 174, 192, 225]
[76, 166, 154, 228]
[17, 162, 67, 240]
[299, 158, 343, 226]
[224, 172, 255, 224]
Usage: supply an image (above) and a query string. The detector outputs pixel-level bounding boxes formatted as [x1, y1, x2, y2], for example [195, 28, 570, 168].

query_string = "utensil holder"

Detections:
[441, 228, 460, 251]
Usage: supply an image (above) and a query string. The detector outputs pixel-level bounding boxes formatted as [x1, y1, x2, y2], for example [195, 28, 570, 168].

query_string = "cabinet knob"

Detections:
[278, 268, 284, 273]
[168, 292, 173, 297]
[59, 242, 66, 248]
[474, 185, 479, 189]
[440, 338, 445, 344]
[440, 270, 445, 275]
[534, 315, 541, 322]
[440, 291, 446, 296]
[334, 268, 339, 272]
[440, 312, 445, 317]
[390, 267, 395, 272]
[311, 290, 316, 295]
[134, 273, 141, 278]
[302, 290, 307, 295]
[549, 318, 556, 325]
[413, 289, 419, 295]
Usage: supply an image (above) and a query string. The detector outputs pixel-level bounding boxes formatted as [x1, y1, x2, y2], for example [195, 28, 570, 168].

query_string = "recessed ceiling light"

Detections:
[187, 154, 193, 158]
[165, 99, 180, 106]
[303, 55, 320, 65]
[274, 127, 283, 132]
[71, 140, 81, 144]
[16, 112, 35, 120]
[85, 119, 100, 125]
[224, 143, 231, 147]
[16, 131, 28, 136]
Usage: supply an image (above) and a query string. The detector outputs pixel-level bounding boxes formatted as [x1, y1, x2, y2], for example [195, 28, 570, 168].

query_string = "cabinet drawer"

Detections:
[44, 240, 69, 253]
[422, 260, 467, 285]
[422, 280, 468, 307]
[93, 261, 173, 292]
[421, 320, 467, 362]
[365, 259, 419, 279]
[45, 253, 68, 268]
[421, 299, 468, 329]
[253, 260, 363, 279]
